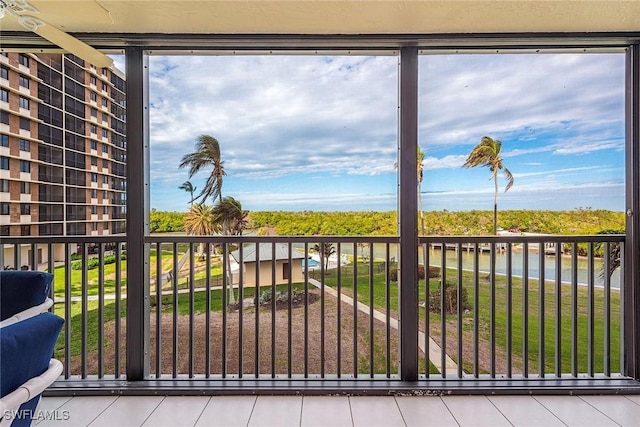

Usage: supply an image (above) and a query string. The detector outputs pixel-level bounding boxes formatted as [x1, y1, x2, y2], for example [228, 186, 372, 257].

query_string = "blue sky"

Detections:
[135, 52, 626, 213]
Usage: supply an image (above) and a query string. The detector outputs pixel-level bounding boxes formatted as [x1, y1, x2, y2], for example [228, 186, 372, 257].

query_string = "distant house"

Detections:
[230, 242, 305, 286]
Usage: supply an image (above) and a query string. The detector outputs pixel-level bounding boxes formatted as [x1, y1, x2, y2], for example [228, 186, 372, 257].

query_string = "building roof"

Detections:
[231, 243, 306, 264]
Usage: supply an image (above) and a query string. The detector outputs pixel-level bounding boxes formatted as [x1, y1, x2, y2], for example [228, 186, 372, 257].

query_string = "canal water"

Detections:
[335, 243, 621, 289]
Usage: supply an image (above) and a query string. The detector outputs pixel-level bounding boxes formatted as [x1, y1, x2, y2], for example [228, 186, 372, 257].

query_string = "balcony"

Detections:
[1, 233, 637, 395]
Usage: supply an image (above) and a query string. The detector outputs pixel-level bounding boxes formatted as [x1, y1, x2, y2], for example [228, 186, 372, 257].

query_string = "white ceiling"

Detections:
[1, 0, 639, 36]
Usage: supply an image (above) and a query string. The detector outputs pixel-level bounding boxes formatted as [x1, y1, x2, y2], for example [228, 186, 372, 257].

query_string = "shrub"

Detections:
[429, 281, 470, 314]
[389, 265, 440, 282]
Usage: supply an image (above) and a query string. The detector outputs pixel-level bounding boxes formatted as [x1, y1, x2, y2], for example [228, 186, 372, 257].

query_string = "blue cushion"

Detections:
[0, 271, 53, 321]
[0, 312, 64, 421]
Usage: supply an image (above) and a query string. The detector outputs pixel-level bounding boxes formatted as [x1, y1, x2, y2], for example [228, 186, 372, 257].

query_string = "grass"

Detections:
[54, 256, 621, 376]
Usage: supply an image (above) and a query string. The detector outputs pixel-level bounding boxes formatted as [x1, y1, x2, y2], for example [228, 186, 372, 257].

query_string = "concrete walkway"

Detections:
[307, 278, 460, 376]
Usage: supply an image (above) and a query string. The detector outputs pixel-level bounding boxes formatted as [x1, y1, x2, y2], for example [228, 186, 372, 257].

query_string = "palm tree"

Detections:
[179, 134, 226, 204]
[178, 180, 197, 207]
[184, 203, 215, 255]
[212, 197, 249, 305]
[463, 136, 514, 235]
[313, 242, 336, 270]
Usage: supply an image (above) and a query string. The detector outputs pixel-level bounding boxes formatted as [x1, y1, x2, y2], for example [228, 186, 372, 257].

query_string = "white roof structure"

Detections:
[231, 243, 306, 264]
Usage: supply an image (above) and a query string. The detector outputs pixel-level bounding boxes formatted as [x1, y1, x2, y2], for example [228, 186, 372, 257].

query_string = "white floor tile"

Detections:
[142, 396, 210, 427]
[87, 396, 164, 427]
[349, 396, 405, 427]
[195, 396, 257, 427]
[624, 395, 640, 406]
[488, 396, 565, 427]
[395, 396, 458, 427]
[581, 395, 640, 427]
[301, 396, 352, 427]
[248, 396, 303, 427]
[442, 395, 511, 427]
[37, 396, 118, 427]
[535, 395, 619, 427]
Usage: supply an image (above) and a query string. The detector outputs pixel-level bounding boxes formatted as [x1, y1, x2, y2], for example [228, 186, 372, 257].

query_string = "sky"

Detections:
[127, 51, 626, 213]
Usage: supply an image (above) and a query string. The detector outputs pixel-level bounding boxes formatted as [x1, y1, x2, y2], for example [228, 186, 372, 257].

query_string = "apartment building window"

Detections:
[103, 206, 108, 214]
[92, 222, 98, 231]
[91, 205, 97, 214]
[21, 225, 30, 236]
[91, 173, 98, 182]
[102, 129, 109, 139]
[19, 118, 30, 131]
[20, 182, 30, 194]
[0, 225, 9, 235]
[0, 179, 8, 192]
[1, 112, 8, 125]
[91, 189, 97, 198]
[91, 107, 98, 118]
[103, 190, 108, 199]
[102, 143, 108, 153]
[19, 160, 30, 173]
[19, 75, 29, 89]
[0, 157, 9, 170]
[102, 175, 108, 184]
[20, 203, 30, 215]
[102, 67, 107, 76]
[0, 203, 9, 215]
[0, 89, 8, 102]
[102, 112, 108, 122]
[101, 98, 108, 107]
[90, 75, 97, 85]
[102, 82, 108, 91]
[90, 140, 97, 150]
[102, 159, 109, 168]
[0, 134, 8, 147]
[18, 139, 29, 151]
[0, 66, 8, 80]
[18, 54, 29, 67]
[91, 156, 97, 166]
[19, 96, 29, 109]
[90, 91, 97, 102]
[90, 124, 97, 134]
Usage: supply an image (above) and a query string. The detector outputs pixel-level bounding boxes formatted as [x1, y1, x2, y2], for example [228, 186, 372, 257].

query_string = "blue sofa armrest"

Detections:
[0, 271, 53, 322]
[0, 312, 64, 427]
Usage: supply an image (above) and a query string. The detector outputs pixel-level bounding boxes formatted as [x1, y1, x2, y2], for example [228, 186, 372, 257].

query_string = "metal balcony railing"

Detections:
[0, 234, 629, 391]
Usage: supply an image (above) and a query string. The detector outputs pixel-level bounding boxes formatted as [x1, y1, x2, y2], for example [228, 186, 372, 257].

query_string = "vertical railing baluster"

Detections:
[271, 242, 277, 378]
[337, 243, 342, 378]
[474, 242, 480, 378]
[155, 242, 162, 378]
[538, 240, 545, 378]
[98, 243, 105, 378]
[571, 242, 578, 377]
[369, 242, 375, 378]
[172, 242, 178, 378]
[13, 242, 20, 270]
[64, 243, 72, 379]
[506, 242, 513, 378]
[205, 242, 211, 378]
[457, 242, 463, 379]
[441, 241, 446, 378]
[254, 243, 260, 378]
[425, 242, 431, 378]
[588, 241, 595, 377]
[221, 242, 228, 379]
[287, 243, 293, 378]
[490, 241, 496, 378]
[353, 242, 358, 377]
[555, 241, 562, 377]
[619, 242, 625, 373]
[30, 242, 37, 269]
[522, 242, 529, 378]
[320, 242, 326, 378]
[385, 243, 391, 378]
[47, 243, 54, 308]
[238, 243, 244, 378]
[188, 242, 195, 378]
[81, 243, 88, 378]
[304, 242, 309, 378]
[114, 241, 122, 378]
[604, 242, 611, 377]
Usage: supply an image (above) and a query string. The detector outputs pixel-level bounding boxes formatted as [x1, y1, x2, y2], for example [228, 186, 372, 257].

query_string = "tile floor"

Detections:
[30, 394, 640, 427]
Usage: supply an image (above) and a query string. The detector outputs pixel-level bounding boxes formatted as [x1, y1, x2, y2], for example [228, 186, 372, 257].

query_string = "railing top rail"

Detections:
[419, 234, 625, 244]
[145, 235, 400, 244]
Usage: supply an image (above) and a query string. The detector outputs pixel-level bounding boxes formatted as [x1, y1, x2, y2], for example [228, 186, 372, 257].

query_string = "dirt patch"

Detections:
[71, 290, 399, 377]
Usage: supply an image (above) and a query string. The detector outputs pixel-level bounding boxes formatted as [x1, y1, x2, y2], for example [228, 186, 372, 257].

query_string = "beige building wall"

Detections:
[235, 259, 304, 287]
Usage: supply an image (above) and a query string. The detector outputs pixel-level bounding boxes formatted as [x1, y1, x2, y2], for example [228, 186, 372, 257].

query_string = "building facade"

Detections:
[0, 53, 126, 264]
